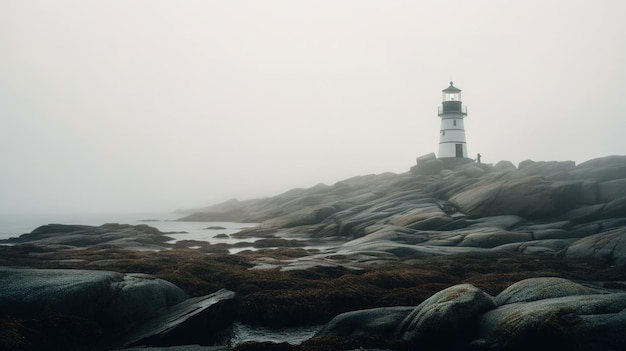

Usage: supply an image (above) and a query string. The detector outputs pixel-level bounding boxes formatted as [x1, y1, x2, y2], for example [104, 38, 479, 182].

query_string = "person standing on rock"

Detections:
[476, 153, 482, 163]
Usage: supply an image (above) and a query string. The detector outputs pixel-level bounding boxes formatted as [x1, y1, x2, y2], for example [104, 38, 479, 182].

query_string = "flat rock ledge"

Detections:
[314, 277, 626, 350]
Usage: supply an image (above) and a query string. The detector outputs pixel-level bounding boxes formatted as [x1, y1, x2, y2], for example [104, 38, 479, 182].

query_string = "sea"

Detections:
[0, 212, 322, 345]
[0, 212, 251, 241]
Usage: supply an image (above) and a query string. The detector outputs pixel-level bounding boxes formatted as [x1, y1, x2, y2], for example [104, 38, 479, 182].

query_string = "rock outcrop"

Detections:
[116, 289, 237, 348]
[0, 267, 187, 326]
[172, 155, 626, 270]
[0, 267, 237, 350]
[395, 284, 496, 346]
[313, 277, 626, 350]
[0, 223, 177, 250]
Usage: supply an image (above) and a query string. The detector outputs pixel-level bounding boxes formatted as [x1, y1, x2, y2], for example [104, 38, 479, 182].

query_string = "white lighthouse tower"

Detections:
[438, 82, 469, 158]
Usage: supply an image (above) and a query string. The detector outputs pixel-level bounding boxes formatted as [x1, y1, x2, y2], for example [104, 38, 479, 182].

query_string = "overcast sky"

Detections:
[1, 0, 625, 214]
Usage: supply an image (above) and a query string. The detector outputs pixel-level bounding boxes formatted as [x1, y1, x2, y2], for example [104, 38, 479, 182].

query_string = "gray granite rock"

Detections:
[314, 306, 415, 338]
[1, 223, 175, 250]
[0, 267, 187, 327]
[312, 278, 626, 350]
[563, 227, 626, 265]
[395, 284, 496, 344]
[494, 277, 607, 306]
[475, 292, 626, 350]
[494, 160, 517, 172]
[117, 289, 237, 348]
[449, 176, 582, 218]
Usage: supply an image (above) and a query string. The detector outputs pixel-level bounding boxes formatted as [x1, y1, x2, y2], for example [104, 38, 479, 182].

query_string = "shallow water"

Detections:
[230, 322, 321, 346]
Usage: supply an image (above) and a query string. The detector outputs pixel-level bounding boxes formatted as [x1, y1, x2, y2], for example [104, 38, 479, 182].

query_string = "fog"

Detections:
[1, 0, 625, 214]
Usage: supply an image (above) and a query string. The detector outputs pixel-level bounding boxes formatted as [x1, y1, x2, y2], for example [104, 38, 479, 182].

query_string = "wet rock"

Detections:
[475, 292, 626, 350]
[395, 284, 496, 345]
[0, 267, 237, 349]
[117, 289, 237, 348]
[1, 223, 174, 250]
[0, 267, 187, 330]
[494, 277, 607, 305]
[563, 227, 626, 265]
[314, 306, 415, 338]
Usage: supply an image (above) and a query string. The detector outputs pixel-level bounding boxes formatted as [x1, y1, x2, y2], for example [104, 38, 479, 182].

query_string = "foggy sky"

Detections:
[1, 0, 625, 214]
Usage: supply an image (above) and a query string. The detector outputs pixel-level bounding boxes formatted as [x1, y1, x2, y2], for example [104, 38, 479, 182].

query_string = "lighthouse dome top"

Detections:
[442, 81, 461, 93]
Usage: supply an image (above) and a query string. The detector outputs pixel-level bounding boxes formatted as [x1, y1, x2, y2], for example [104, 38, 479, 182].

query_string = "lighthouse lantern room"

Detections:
[438, 82, 469, 158]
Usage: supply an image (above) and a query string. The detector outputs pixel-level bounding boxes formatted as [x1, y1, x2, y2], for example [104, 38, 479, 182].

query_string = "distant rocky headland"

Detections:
[2, 154, 626, 350]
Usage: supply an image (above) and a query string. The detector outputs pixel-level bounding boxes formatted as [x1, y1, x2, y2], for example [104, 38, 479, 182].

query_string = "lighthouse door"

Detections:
[455, 144, 463, 158]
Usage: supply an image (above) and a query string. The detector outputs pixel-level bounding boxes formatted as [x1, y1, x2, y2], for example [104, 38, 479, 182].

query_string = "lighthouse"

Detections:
[438, 82, 469, 158]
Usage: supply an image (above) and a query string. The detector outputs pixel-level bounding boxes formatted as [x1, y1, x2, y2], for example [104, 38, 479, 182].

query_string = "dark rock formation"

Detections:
[0, 223, 177, 250]
[0, 267, 237, 350]
[0, 267, 187, 327]
[395, 284, 496, 346]
[312, 277, 626, 350]
[494, 277, 605, 305]
[314, 306, 415, 338]
[116, 289, 237, 348]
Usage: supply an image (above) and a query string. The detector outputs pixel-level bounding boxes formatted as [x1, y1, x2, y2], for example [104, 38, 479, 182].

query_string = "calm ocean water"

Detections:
[0, 212, 256, 244]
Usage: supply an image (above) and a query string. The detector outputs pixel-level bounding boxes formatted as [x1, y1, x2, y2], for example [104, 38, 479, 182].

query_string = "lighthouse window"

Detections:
[453, 120, 457, 126]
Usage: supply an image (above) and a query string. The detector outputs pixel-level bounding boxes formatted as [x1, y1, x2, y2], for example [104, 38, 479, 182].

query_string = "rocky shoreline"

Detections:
[2, 155, 626, 350]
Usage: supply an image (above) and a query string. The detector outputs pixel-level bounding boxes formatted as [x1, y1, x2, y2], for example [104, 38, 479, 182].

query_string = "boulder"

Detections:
[395, 284, 496, 346]
[412, 159, 442, 176]
[569, 155, 626, 182]
[475, 292, 626, 350]
[494, 160, 517, 172]
[0, 267, 238, 349]
[563, 227, 626, 265]
[314, 306, 415, 338]
[494, 277, 606, 306]
[0, 267, 187, 328]
[311, 278, 626, 351]
[117, 289, 237, 348]
[2, 223, 173, 250]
